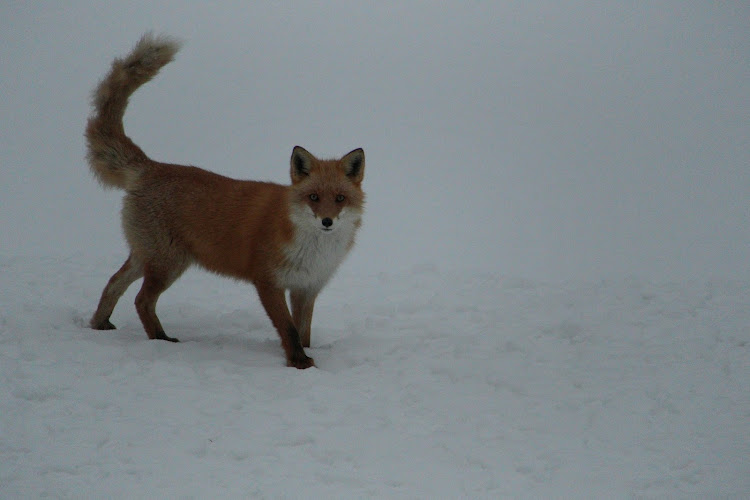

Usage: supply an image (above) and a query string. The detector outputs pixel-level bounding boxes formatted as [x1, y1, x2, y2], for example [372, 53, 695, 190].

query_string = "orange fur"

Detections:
[85, 34, 365, 369]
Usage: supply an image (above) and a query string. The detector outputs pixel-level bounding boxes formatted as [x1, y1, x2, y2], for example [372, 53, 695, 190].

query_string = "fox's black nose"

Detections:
[321, 217, 333, 228]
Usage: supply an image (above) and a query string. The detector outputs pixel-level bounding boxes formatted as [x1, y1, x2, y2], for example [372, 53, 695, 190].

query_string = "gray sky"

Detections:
[1, 2, 748, 281]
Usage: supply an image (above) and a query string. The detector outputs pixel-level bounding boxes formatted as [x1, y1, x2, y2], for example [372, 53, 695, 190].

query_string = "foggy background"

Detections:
[1, 2, 748, 282]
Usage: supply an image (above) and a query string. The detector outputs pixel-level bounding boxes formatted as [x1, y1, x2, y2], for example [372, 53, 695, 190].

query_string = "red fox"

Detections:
[85, 34, 365, 369]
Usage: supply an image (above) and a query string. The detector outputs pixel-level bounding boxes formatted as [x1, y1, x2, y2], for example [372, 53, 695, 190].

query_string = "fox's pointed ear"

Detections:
[342, 148, 365, 184]
[290, 146, 315, 183]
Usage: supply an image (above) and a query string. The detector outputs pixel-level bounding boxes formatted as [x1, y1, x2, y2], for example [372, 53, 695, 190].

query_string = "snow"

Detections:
[2, 255, 748, 497]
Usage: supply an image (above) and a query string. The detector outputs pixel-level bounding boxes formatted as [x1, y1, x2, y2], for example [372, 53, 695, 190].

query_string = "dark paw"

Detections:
[91, 319, 116, 330]
[154, 331, 180, 342]
[287, 352, 315, 369]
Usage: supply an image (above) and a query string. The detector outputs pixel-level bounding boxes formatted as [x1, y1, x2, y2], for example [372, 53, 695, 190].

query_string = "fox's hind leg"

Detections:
[90, 255, 143, 330]
[134, 260, 188, 342]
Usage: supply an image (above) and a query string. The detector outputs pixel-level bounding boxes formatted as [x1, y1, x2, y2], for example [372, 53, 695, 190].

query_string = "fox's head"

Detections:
[289, 146, 365, 234]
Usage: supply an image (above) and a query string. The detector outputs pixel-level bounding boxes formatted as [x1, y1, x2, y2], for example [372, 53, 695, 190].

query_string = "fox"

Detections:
[84, 33, 365, 369]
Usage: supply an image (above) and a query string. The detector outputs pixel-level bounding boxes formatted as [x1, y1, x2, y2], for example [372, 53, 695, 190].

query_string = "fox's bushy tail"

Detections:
[86, 33, 181, 189]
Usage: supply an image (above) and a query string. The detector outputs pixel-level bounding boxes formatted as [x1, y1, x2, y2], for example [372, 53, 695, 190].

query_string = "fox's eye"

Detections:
[335, 194, 345, 203]
[309, 193, 319, 201]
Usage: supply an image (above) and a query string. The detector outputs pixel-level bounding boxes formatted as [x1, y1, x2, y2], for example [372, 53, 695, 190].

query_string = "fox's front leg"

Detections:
[255, 283, 314, 369]
[290, 289, 317, 348]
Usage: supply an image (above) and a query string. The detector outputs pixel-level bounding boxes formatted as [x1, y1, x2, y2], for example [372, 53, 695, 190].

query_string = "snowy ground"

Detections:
[1, 255, 748, 498]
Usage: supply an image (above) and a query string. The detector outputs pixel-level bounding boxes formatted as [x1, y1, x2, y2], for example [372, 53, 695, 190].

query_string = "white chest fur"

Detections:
[276, 205, 360, 292]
